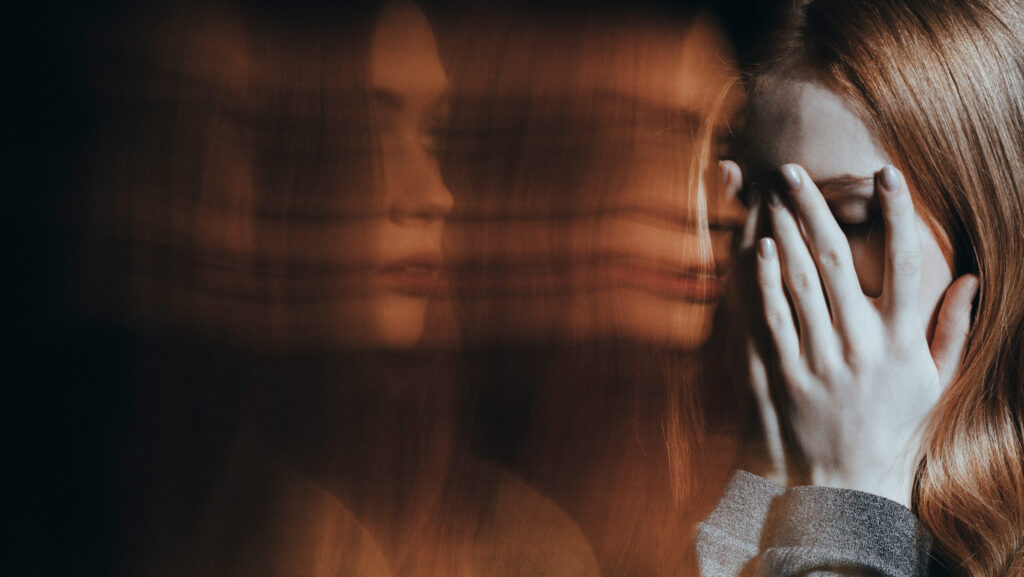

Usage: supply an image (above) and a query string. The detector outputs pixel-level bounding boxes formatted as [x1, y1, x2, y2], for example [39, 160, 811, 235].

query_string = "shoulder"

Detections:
[252, 468, 393, 577]
[463, 459, 602, 577]
[153, 465, 394, 577]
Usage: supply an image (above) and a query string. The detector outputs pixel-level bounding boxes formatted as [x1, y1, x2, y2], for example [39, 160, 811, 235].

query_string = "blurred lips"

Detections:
[604, 259, 727, 302]
[377, 253, 442, 296]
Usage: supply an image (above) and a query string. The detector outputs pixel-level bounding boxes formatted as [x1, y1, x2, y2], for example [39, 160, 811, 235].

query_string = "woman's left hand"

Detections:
[755, 163, 978, 507]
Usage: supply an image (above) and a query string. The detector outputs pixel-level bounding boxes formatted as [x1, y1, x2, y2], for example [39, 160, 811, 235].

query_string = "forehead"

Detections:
[370, 2, 447, 95]
[743, 79, 888, 182]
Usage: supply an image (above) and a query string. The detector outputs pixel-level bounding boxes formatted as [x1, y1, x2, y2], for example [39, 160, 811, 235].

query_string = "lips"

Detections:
[376, 253, 443, 296]
[447, 256, 727, 302]
[602, 259, 727, 302]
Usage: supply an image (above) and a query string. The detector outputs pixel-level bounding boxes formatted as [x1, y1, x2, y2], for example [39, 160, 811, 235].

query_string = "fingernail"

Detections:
[758, 237, 776, 259]
[719, 160, 730, 188]
[880, 165, 901, 193]
[780, 164, 802, 190]
[767, 190, 783, 209]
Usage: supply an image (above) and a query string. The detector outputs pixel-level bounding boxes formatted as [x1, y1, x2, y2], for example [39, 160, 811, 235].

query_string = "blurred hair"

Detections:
[444, 9, 744, 574]
[74, 1, 391, 348]
[749, 1, 1024, 574]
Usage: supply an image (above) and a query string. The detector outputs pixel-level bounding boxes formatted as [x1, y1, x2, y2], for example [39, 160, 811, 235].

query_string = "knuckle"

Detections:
[889, 250, 920, 274]
[787, 378, 810, 399]
[884, 192, 914, 216]
[786, 373, 821, 403]
[818, 246, 845, 273]
[789, 271, 815, 294]
[886, 201, 912, 219]
[809, 352, 840, 378]
[765, 309, 786, 331]
[843, 342, 868, 367]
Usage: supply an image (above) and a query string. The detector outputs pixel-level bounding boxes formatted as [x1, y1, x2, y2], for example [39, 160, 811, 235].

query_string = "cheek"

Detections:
[847, 221, 953, 334]
[848, 229, 887, 297]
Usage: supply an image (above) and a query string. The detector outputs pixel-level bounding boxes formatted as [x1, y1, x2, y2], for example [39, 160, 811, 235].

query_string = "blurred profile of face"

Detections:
[738, 79, 953, 332]
[568, 19, 745, 347]
[366, 2, 453, 347]
[78, 4, 455, 350]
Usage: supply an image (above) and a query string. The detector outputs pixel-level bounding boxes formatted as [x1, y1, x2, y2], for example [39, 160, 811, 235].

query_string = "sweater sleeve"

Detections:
[758, 485, 934, 577]
[695, 471, 937, 577]
[695, 470, 786, 577]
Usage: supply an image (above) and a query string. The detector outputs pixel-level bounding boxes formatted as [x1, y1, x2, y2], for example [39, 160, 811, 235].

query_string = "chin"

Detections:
[368, 292, 429, 348]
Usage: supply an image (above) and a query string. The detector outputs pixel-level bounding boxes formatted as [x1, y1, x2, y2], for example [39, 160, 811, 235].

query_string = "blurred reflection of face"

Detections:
[367, 2, 453, 347]
[570, 20, 744, 347]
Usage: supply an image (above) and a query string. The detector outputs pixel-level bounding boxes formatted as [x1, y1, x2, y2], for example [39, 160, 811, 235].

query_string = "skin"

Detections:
[368, 2, 453, 347]
[727, 79, 978, 506]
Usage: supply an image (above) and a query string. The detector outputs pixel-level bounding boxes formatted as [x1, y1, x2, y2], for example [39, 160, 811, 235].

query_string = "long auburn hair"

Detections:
[751, 1, 1024, 575]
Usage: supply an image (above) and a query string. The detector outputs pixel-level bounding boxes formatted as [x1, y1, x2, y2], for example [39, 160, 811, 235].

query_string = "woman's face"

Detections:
[441, 16, 741, 347]
[366, 2, 453, 347]
[569, 19, 744, 347]
[739, 79, 953, 333]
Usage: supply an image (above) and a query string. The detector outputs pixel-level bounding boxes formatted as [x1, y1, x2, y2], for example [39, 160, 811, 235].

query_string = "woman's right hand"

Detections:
[722, 159, 978, 506]
[753, 163, 977, 506]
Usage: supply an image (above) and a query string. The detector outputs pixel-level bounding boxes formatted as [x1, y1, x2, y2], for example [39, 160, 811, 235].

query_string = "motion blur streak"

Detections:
[43, 1, 757, 576]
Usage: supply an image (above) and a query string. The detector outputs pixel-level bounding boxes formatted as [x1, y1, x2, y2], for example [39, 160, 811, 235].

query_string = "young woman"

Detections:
[696, 1, 1024, 576]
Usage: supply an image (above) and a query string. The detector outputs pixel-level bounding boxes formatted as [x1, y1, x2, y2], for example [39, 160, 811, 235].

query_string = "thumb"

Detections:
[930, 274, 979, 388]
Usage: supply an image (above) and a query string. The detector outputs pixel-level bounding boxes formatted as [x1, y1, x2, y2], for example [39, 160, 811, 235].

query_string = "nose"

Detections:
[386, 149, 454, 226]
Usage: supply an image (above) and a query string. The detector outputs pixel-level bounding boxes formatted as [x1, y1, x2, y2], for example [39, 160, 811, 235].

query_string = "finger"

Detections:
[757, 237, 802, 378]
[930, 274, 979, 388]
[767, 193, 836, 355]
[717, 159, 754, 250]
[747, 335, 787, 485]
[778, 164, 867, 332]
[737, 183, 762, 256]
[878, 166, 922, 320]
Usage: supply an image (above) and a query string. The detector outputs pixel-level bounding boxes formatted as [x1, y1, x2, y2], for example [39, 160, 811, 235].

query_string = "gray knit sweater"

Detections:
[695, 471, 945, 577]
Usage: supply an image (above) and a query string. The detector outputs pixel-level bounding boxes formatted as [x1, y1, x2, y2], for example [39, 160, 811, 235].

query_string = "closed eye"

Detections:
[837, 217, 879, 237]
